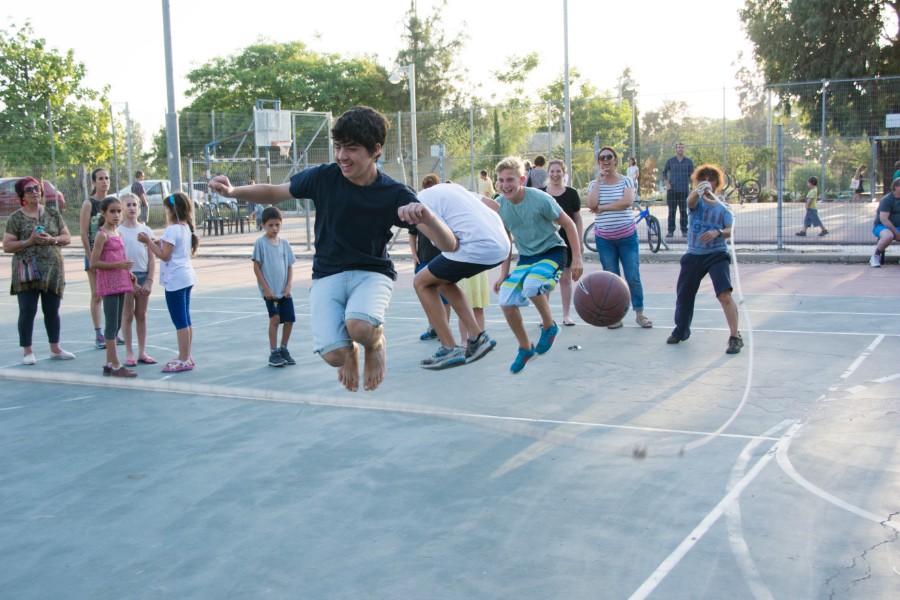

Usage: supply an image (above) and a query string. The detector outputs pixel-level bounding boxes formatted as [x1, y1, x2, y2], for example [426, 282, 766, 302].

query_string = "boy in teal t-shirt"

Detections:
[795, 176, 828, 237]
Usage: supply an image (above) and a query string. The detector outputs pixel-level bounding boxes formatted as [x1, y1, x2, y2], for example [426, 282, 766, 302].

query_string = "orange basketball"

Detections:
[573, 272, 631, 327]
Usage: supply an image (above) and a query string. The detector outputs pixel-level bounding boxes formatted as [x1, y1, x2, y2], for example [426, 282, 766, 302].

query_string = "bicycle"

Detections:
[583, 199, 663, 254]
[723, 173, 761, 205]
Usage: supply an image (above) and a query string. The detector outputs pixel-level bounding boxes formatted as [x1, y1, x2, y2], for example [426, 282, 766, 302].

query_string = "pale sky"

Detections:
[6, 0, 756, 138]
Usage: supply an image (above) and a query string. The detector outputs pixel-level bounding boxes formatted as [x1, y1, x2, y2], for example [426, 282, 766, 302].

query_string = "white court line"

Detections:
[827, 334, 885, 393]
[628, 422, 804, 600]
[0, 405, 24, 411]
[776, 431, 900, 533]
[0, 368, 783, 447]
[724, 419, 796, 600]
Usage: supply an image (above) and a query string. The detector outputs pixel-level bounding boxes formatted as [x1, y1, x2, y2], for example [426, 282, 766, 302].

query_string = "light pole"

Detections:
[620, 78, 636, 159]
[390, 64, 418, 187]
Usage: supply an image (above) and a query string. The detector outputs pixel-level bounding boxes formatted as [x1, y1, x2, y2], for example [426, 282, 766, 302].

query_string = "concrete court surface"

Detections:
[0, 256, 898, 599]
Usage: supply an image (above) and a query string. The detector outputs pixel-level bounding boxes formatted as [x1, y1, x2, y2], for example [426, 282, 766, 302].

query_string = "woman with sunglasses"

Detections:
[586, 147, 653, 329]
[80, 167, 111, 349]
[3, 177, 75, 364]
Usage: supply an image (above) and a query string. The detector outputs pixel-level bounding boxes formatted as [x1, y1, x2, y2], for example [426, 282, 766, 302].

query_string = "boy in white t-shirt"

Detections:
[251, 206, 297, 367]
[398, 176, 511, 370]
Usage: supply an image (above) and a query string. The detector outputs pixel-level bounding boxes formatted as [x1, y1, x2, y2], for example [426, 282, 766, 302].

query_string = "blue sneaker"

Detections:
[420, 346, 466, 370]
[535, 322, 559, 355]
[419, 326, 438, 341]
[510, 345, 535, 374]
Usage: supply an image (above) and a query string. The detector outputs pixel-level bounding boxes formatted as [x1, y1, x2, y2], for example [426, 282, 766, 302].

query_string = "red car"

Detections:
[0, 177, 66, 216]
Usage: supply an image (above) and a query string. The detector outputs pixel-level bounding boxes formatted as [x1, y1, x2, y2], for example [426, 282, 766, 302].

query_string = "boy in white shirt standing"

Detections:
[252, 206, 297, 367]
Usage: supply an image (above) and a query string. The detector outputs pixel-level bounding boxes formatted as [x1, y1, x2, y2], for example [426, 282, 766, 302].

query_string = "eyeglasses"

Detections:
[23, 185, 41, 193]
[597, 154, 615, 162]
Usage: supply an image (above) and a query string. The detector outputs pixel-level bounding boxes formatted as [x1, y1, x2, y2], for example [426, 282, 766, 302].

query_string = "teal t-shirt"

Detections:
[497, 187, 564, 257]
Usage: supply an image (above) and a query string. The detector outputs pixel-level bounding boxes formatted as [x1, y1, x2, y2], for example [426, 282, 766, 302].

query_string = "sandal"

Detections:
[636, 315, 653, 329]
[137, 355, 157, 365]
[162, 359, 193, 373]
[607, 320, 624, 330]
[124, 358, 137, 367]
[563, 318, 576, 326]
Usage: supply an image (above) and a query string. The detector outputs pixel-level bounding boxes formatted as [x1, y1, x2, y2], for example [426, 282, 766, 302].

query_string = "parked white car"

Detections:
[117, 180, 204, 212]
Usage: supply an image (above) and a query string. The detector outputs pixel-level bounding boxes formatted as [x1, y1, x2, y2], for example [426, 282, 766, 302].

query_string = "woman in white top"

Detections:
[626, 157, 640, 190]
[586, 147, 652, 329]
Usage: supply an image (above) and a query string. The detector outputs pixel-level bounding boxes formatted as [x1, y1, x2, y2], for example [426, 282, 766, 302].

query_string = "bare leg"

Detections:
[134, 293, 149, 358]
[437, 282, 482, 341]
[501, 305, 531, 350]
[346, 319, 387, 392]
[530, 293, 555, 330]
[268, 314, 279, 349]
[717, 290, 740, 336]
[414, 271, 458, 348]
[122, 292, 136, 362]
[176, 327, 191, 362]
[559, 267, 574, 323]
[87, 270, 102, 329]
[280, 322, 293, 347]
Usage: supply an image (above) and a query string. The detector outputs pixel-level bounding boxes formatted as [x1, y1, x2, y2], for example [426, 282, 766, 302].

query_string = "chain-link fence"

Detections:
[3, 76, 899, 253]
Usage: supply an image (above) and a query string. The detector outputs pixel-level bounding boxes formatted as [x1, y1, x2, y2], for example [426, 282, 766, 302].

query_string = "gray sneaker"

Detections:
[465, 331, 497, 363]
[420, 346, 466, 370]
[269, 350, 286, 367]
[726, 335, 744, 355]
[279, 346, 296, 365]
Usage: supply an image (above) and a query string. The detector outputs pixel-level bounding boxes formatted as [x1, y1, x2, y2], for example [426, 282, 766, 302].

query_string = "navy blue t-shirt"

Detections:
[289, 163, 417, 280]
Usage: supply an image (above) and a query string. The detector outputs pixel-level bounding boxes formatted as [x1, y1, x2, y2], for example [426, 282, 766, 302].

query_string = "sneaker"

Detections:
[269, 350, 286, 367]
[420, 346, 466, 370]
[279, 346, 296, 365]
[665, 232, 674, 238]
[794, 231, 806, 237]
[116, 336, 125, 346]
[535, 322, 559, 354]
[95, 333, 106, 349]
[819, 229, 829, 237]
[465, 332, 497, 363]
[726, 335, 744, 355]
[109, 365, 137, 378]
[50, 349, 76, 360]
[419, 326, 438, 341]
[870, 254, 881, 268]
[666, 335, 681, 344]
[510, 345, 536, 374]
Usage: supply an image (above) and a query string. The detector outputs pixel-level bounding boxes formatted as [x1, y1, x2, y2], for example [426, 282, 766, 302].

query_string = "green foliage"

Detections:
[741, 0, 898, 136]
[395, 0, 468, 111]
[0, 21, 112, 169]
[183, 40, 402, 117]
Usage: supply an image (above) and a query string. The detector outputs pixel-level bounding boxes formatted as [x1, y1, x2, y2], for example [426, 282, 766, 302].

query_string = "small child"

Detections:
[90, 196, 140, 377]
[138, 192, 199, 373]
[118, 193, 157, 367]
[795, 176, 828, 237]
[251, 206, 297, 367]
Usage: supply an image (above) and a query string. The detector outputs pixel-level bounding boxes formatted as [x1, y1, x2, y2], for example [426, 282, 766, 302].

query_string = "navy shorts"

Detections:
[424, 254, 503, 285]
[265, 296, 296, 323]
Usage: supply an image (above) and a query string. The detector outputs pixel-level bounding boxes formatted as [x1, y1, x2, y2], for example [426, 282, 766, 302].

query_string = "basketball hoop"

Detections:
[272, 141, 292, 159]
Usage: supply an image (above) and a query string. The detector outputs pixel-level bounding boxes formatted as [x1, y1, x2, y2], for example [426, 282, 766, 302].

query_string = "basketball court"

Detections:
[1, 255, 897, 599]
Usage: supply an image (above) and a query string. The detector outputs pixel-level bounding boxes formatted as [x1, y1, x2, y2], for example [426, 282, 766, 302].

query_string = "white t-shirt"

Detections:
[117, 222, 154, 273]
[626, 165, 639, 186]
[159, 223, 197, 291]
[416, 183, 510, 265]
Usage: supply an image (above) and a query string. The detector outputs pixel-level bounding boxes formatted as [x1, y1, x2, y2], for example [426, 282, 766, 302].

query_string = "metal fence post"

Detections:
[820, 79, 827, 197]
[469, 107, 475, 189]
[777, 124, 784, 251]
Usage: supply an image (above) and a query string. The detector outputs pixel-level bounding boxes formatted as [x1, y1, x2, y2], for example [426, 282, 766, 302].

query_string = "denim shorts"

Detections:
[309, 270, 393, 355]
[133, 271, 149, 287]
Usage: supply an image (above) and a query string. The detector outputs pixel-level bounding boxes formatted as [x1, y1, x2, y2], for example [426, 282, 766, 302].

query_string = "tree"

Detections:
[0, 21, 112, 170]
[394, 0, 468, 111]
[183, 40, 403, 116]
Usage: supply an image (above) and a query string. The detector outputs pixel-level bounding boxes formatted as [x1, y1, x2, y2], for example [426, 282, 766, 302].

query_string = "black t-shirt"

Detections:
[289, 164, 417, 280]
[542, 186, 581, 244]
[409, 225, 441, 265]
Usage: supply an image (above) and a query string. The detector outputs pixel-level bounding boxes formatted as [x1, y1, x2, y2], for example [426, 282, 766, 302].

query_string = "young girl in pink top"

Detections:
[90, 197, 140, 377]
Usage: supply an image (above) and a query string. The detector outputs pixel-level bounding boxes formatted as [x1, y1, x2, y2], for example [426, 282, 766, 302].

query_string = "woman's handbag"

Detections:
[17, 255, 42, 283]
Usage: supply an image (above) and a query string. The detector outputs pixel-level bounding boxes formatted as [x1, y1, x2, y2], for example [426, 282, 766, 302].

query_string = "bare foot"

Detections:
[336, 343, 360, 392]
[363, 335, 386, 391]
